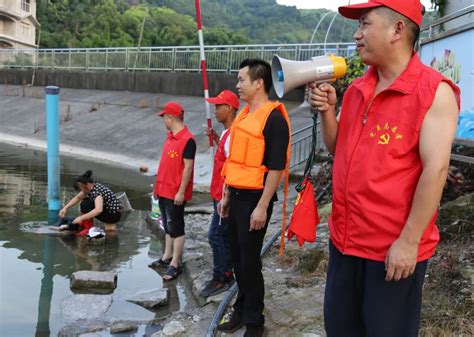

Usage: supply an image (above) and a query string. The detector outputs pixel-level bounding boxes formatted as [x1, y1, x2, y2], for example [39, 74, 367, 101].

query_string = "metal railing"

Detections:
[420, 5, 474, 42]
[0, 42, 355, 73]
[289, 119, 323, 169]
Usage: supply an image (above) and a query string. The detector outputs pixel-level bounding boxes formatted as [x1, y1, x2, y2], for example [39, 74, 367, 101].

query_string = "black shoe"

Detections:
[244, 325, 266, 337]
[199, 277, 230, 298]
[148, 257, 171, 268]
[216, 311, 244, 333]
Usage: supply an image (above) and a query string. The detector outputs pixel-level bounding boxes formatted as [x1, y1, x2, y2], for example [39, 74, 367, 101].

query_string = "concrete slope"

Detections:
[0, 85, 313, 188]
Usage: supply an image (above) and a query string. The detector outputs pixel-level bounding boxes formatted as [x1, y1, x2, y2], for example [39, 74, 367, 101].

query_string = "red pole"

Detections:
[195, 0, 214, 150]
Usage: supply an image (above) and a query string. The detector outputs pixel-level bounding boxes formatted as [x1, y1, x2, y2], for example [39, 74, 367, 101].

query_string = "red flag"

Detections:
[287, 178, 320, 246]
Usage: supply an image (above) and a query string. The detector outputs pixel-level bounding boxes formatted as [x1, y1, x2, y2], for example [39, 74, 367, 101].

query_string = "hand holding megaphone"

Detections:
[309, 82, 337, 114]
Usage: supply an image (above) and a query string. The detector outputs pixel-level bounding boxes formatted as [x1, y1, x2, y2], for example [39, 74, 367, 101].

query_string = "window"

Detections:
[21, 22, 30, 36]
[21, 0, 31, 13]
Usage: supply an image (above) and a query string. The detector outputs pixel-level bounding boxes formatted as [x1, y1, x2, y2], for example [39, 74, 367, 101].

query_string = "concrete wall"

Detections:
[0, 69, 305, 101]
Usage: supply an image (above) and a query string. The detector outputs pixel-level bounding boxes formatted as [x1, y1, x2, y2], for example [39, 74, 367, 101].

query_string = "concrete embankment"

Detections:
[0, 84, 312, 189]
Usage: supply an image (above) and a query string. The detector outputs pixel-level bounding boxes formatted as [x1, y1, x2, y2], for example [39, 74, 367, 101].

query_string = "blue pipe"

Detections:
[45, 86, 61, 211]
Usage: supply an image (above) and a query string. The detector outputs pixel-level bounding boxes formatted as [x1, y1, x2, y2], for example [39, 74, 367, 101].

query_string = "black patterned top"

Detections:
[88, 182, 121, 214]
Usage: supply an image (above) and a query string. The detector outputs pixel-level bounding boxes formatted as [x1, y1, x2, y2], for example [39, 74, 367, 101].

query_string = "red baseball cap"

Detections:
[206, 90, 240, 110]
[158, 101, 184, 117]
[338, 0, 423, 27]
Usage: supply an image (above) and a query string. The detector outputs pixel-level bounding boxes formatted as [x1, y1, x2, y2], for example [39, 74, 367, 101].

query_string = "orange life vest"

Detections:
[223, 101, 291, 190]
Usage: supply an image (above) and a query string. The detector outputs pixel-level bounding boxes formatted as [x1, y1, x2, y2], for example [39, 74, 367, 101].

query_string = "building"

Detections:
[0, 0, 38, 49]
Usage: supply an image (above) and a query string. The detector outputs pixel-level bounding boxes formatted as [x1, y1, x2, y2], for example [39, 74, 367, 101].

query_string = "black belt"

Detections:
[228, 187, 263, 196]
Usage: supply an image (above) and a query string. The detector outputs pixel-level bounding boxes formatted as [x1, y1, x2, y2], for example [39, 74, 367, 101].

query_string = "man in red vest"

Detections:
[217, 59, 291, 337]
[151, 101, 196, 282]
[199, 90, 240, 298]
[309, 0, 460, 336]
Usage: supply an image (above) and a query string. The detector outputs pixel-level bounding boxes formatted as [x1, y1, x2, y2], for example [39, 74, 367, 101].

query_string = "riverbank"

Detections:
[2, 85, 471, 337]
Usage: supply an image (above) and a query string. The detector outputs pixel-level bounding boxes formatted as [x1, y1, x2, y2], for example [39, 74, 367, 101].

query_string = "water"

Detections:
[0, 143, 188, 337]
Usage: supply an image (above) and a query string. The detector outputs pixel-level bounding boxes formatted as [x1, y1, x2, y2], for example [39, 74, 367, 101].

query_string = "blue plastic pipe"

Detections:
[45, 86, 61, 211]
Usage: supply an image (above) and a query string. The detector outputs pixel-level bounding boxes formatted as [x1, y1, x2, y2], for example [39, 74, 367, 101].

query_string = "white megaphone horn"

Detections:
[271, 54, 347, 98]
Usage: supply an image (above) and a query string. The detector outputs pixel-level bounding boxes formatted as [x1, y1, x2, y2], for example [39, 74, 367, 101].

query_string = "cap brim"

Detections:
[157, 110, 166, 117]
[206, 97, 226, 105]
[338, 3, 383, 20]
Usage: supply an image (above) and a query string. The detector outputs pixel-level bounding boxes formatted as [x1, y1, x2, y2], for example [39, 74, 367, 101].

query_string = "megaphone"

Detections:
[272, 54, 347, 98]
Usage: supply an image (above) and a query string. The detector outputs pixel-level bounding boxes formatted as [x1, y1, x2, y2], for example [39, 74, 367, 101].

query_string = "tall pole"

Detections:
[45, 86, 61, 211]
[195, 0, 214, 155]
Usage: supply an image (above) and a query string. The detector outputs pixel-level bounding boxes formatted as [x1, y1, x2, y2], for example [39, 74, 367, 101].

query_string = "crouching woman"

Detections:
[59, 170, 122, 234]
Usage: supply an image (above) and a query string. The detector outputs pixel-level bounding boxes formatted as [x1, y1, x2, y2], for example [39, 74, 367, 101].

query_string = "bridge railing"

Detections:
[289, 117, 325, 170]
[0, 43, 355, 73]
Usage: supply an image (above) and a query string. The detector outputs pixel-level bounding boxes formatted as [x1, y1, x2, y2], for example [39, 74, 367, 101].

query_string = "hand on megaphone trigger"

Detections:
[309, 82, 337, 113]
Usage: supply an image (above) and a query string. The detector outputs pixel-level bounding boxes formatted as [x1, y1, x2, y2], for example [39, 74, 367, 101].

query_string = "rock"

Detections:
[192, 315, 201, 322]
[127, 289, 169, 309]
[60, 294, 113, 324]
[109, 322, 139, 333]
[70, 271, 117, 290]
[161, 320, 186, 336]
[185, 204, 214, 214]
[78, 333, 102, 337]
[58, 320, 108, 337]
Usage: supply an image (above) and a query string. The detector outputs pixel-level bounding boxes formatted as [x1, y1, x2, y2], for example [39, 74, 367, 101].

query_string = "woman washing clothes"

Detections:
[59, 170, 122, 235]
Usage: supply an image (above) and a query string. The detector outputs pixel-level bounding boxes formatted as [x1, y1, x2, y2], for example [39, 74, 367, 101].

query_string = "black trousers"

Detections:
[324, 241, 428, 337]
[80, 198, 121, 223]
[228, 188, 273, 327]
[158, 197, 186, 238]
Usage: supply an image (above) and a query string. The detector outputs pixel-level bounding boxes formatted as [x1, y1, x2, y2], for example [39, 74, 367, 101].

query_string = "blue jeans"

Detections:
[208, 200, 232, 281]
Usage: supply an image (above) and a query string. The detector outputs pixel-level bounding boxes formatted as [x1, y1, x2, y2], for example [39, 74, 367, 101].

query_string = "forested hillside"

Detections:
[37, 0, 434, 49]
[145, 0, 358, 44]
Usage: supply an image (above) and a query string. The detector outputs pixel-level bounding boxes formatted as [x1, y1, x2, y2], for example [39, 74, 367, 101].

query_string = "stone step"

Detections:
[70, 270, 117, 291]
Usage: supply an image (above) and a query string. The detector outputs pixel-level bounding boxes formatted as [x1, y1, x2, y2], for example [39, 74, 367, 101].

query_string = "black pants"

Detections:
[158, 196, 186, 238]
[80, 198, 121, 223]
[324, 241, 428, 337]
[228, 188, 273, 327]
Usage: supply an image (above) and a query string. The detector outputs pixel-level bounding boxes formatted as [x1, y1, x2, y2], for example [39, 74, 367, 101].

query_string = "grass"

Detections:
[420, 191, 473, 336]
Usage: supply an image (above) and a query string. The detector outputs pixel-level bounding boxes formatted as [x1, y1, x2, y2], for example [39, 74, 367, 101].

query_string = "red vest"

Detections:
[154, 127, 195, 201]
[210, 130, 230, 201]
[330, 54, 460, 262]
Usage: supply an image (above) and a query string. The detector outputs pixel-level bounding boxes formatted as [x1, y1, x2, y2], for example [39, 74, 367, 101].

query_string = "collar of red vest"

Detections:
[352, 52, 424, 97]
[167, 126, 189, 140]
